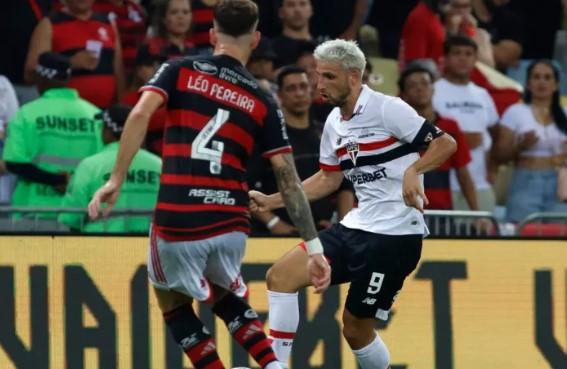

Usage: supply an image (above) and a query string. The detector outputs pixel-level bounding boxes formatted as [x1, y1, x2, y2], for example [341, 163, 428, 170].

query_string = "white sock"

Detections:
[267, 291, 299, 368]
[264, 361, 284, 369]
[352, 334, 390, 369]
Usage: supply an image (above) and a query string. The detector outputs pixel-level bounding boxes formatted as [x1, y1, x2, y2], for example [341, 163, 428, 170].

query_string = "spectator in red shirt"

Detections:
[24, 0, 125, 108]
[188, 0, 220, 54]
[399, 64, 479, 211]
[399, 0, 446, 69]
[140, 0, 198, 61]
[120, 48, 167, 156]
[93, 0, 148, 73]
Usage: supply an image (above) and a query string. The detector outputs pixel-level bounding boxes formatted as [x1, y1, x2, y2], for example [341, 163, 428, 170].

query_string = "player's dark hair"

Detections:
[524, 59, 567, 135]
[214, 0, 259, 37]
[443, 35, 478, 55]
[398, 65, 434, 92]
[276, 65, 307, 88]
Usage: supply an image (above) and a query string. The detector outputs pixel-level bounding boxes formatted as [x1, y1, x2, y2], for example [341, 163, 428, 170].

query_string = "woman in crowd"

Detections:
[140, 0, 197, 61]
[495, 60, 567, 222]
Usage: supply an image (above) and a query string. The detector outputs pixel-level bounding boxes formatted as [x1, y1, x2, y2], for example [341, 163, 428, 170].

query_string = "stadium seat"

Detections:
[367, 57, 399, 95]
[518, 223, 567, 237]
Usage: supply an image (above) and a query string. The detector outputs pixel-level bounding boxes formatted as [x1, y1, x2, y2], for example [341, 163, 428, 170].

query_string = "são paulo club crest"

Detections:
[345, 141, 359, 166]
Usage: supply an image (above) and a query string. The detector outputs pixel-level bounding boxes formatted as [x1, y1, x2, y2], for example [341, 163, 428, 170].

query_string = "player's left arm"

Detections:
[384, 98, 456, 211]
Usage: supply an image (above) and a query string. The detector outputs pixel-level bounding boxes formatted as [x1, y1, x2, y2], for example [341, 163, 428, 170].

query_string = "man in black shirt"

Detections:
[88, 1, 331, 368]
[272, 0, 316, 68]
[249, 66, 354, 235]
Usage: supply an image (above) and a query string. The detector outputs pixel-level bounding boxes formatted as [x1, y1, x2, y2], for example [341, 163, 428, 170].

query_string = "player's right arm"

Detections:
[88, 61, 176, 219]
[250, 168, 344, 210]
[268, 152, 331, 293]
[88, 91, 161, 219]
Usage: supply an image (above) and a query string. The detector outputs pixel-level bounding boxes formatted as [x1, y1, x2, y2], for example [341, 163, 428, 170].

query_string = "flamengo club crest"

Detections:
[346, 141, 359, 166]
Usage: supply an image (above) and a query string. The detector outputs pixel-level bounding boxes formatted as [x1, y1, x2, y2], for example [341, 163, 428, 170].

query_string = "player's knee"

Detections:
[266, 264, 295, 292]
[342, 310, 375, 348]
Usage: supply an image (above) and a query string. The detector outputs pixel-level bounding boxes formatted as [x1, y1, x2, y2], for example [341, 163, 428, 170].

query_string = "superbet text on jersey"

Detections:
[319, 86, 444, 236]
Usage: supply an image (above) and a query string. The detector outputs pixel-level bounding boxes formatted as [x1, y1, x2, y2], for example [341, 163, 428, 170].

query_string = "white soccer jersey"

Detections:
[319, 86, 428, 235]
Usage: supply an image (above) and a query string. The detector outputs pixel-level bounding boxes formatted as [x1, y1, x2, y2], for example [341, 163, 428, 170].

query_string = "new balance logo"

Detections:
[362, 297, 377, 305]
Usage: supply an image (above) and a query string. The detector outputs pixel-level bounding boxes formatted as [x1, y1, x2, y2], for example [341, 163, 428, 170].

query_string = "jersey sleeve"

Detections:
[2, 110, 35, 163]
[58, 160, 92, 230]
[319, 120, 340, 171]
[382, 97, 431, 142]
[260, 99, 292, 158]
[139, 61, 179, 105]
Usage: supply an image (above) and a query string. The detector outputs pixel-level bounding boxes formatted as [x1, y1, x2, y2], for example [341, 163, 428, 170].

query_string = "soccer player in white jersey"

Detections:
[249, 39, 457, 369]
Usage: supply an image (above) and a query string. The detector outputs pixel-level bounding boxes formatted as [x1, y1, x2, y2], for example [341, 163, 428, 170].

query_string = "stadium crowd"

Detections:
[1, 0, 567, 235]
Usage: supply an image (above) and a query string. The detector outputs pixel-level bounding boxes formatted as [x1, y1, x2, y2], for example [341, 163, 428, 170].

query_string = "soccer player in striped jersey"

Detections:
[88, 1, 330, 368]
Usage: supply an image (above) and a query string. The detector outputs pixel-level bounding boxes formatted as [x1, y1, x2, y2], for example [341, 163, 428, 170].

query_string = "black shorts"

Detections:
[318, 224, 422, 319]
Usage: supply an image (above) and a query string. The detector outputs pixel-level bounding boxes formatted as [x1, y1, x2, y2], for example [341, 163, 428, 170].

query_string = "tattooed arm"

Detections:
[267, 153, 318, 242]
[256, 152, 331, 293]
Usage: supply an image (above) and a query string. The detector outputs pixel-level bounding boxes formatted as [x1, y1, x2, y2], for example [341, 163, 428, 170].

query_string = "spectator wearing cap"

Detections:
[271, 0, 316, 68]
[139, 0, 198, 62]
[3, 52, 103, 219]
[93, 0, 148, 74]
[120, 48, 168, 156]
[59, 104, 161, 232]
[24, 0, 125, 109]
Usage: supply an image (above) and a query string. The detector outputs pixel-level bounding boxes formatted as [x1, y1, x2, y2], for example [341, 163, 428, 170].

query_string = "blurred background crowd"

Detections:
[1, 0, 567, 236]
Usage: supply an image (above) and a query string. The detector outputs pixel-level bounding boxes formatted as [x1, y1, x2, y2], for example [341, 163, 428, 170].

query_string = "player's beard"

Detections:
[328, 85, 351, 108]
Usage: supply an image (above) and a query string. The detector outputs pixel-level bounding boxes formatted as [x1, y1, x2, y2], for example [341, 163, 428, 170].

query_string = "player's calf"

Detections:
[212, 293, 281, 369]
[163, 304, 225, 369]
[343, 309, 390, 369]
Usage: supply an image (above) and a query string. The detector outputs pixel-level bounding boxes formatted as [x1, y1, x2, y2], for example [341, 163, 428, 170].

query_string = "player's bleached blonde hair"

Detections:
[314, 39, 366, 76]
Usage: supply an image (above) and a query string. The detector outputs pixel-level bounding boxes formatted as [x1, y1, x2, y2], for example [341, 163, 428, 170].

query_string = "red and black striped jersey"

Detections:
[188, 0, 215, 50]
[140, 55, 292, 241]
[50, 11, 117, 108]
[92, 0, 147, 72]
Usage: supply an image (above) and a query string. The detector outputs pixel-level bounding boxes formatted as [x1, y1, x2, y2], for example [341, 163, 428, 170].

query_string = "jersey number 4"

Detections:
[191, 109, 230, 174]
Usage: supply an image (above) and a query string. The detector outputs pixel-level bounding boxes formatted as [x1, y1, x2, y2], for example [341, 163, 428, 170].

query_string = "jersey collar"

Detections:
[341, 84, 371, 121]
[43, 88, 79, 99]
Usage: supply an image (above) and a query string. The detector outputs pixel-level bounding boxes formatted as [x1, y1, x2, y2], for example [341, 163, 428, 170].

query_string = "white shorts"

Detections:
[147, 227, 248, 302]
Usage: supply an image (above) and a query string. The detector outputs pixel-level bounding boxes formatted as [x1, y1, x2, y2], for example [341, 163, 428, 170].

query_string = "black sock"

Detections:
[213, 293, 277, 368]
[163, 304, 225, 369]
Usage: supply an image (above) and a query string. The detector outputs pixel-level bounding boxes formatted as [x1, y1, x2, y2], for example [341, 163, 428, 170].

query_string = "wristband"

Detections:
[305, 237, 324, 255]
[266, 216, 280, 230]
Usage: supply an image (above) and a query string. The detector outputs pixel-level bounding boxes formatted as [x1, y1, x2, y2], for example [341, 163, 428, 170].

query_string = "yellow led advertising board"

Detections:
[0, 237, 565, 369]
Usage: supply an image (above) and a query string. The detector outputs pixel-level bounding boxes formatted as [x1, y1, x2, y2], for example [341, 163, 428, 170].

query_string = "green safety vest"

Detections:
[59, 142, 162, 233]
[2, 88, 103, 218]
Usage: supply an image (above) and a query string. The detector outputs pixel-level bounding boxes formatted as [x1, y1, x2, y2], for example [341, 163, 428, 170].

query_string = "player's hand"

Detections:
[308, 254, 331, 294]
[88, 179, 121, 220]
[269, 220, 296, 235]
[403, 167, 429, 213]
[248, 190, 272, 212]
